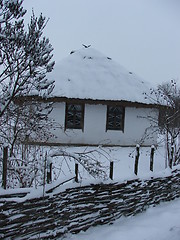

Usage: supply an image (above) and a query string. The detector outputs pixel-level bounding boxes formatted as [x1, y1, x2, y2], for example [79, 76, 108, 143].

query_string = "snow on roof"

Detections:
[50, 47, 152, 104]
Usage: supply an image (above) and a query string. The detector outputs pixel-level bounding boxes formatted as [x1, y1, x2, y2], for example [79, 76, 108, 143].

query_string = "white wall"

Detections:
[49, 102, 158, 146]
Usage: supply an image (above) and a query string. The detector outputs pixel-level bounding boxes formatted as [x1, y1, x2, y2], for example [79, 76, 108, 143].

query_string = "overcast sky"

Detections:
[23, 0, 180, 86]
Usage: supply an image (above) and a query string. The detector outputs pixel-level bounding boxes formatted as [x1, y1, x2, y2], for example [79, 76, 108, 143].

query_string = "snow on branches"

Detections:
[146, 80, 180, 167]
[0, 0, 55, 118]
[0, 0, 57, 189]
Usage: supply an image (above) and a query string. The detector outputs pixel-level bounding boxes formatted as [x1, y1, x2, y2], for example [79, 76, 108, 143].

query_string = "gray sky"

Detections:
[23, 0, 180, 86]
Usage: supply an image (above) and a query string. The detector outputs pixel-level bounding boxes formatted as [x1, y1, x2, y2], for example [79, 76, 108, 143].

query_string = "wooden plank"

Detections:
[2, 146, 8, 189]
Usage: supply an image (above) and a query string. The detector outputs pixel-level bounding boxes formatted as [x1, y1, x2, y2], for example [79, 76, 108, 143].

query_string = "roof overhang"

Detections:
[15, 95, 160, 109]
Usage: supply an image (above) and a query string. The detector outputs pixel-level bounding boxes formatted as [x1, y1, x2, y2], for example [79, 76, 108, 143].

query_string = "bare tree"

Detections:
[0, 101, 57, 157]
[146, 79, 180, 167]
[49, 147, 109, 180]
[0, 0, 56, 188]
[0, 0, 55, 118]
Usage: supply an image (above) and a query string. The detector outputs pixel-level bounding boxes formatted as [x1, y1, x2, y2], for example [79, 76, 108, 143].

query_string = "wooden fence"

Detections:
[1, 145, 156, 188]
[0, 169, 180, 239]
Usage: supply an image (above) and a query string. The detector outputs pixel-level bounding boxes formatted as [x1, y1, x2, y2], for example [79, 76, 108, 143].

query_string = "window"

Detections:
[65, 103, 84, 130]
[106, 105, 125, 131]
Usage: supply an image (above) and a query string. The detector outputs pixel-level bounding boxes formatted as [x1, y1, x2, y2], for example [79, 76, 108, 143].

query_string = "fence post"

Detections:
[134, 145, 140, 175]
[75, 163, 78, 183]
[43, 152, 47, 197]
[2, 146, 8, 190]
[150, 145, 155, 172]
[109, 161, 114, 180]
[47, 156, 52, 184]
[169, 146, 174, 169]
[47, 163, 52, 184]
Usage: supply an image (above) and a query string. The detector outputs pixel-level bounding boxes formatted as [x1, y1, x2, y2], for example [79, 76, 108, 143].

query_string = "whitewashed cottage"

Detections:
[46, 47, 158, 146]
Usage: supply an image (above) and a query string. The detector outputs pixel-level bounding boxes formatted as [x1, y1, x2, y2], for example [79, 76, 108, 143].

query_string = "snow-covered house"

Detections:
[46, 47, 158, 146]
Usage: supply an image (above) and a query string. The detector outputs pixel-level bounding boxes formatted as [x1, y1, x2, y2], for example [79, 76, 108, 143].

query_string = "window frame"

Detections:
[106, 105, 125, 131]
[65, 103, 85, 131]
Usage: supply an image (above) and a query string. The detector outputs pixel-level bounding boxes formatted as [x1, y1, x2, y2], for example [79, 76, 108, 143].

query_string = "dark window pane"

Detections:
[107, 106, 124, 131]
[65, 104, 84, 130]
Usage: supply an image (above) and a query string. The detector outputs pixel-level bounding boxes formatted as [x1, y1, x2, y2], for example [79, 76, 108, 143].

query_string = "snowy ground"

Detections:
[0, 145, 171, 199]
[66, 198, 180, 240]
[1, 143, 178, 206]
[51, 145, 167, 183]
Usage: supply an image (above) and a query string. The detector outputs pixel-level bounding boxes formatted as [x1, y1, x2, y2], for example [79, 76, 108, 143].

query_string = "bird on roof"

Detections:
[82, 44, 91, 48]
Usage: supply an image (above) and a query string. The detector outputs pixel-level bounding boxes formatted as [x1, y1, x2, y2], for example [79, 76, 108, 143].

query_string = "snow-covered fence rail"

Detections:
[0, 169, 180, 239]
